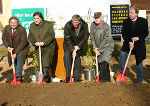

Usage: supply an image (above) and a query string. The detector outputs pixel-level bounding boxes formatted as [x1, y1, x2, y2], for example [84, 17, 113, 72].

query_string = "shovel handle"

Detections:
[39, 46, 42, 74]
[10, 51, 15, 74]
[68, 56, 75, 83]
[96, 54, 99, 76]
[96, 54, 99, 83]
[70, 56, 75, 76]
[122, 41, 134, 75]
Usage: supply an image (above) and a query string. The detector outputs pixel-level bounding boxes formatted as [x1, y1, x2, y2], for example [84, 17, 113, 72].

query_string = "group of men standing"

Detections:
[2, 6, 149, 84]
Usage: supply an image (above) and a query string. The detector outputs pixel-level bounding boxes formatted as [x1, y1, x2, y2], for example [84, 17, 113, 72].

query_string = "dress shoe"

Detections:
[74, 80, 81, 82]
[43, 76, 51, 83]
[64, 80, 69, 83]
[16, 76, 22, 82]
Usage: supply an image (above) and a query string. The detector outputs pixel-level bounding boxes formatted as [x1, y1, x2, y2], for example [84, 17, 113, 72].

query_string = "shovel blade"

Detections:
[66, 75, 73, 84]
[68, 75, 73, 84]
[11, 80, 20, 85]
[96, 75, 99, 83]
[37, 81, 46, 84]
[116, 73, 127, 82]
[37, 74, 46, 84]
[11, 74, 20, 85]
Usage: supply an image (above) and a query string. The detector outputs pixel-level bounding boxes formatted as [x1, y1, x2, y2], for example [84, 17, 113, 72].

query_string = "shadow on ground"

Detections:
[111, 64, 150, 83]
[0, 67, 3, 72]
[130, 65, 150, 83]
[0, 67, 35, 83]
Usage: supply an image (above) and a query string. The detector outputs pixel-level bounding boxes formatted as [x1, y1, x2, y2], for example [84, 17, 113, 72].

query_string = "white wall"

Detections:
[139, 10, 146, 18]
[11, 0, 130, 37]
[11, 0, 130, 23]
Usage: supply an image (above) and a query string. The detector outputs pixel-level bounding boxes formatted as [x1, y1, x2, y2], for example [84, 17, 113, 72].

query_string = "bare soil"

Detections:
[0, 55, 150, 106]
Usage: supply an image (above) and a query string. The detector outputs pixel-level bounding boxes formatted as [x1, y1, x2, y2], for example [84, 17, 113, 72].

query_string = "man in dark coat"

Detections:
[2, 16, 29, 81]
[28, 12, 55, 83]
[63, 14, 89, 82]
[120, 6, 149, 84]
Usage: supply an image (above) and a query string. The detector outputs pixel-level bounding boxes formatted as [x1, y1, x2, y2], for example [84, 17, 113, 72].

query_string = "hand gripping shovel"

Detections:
[116, 41, 134, 83]
[37, 46, 46, 84]
[96, 54, 99, 83]
[67, 56, 75, 84]
[11, 51, 20, 85]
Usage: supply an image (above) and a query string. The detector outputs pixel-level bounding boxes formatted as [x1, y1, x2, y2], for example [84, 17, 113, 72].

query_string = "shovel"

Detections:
[96, 54, 99, 83]
[116, 41, 134, 83]
[37, 46, 46, 84]
[67, 56, 75, 84]
[10, 50, 20, 85]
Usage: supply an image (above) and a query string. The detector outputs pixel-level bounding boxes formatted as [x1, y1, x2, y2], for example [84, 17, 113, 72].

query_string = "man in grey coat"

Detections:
[90, 12, 114, 82]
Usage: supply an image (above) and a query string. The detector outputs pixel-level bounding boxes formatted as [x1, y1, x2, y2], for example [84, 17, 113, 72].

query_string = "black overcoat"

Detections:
[63, 19, 89, 56]
[121, 17, 149, 62]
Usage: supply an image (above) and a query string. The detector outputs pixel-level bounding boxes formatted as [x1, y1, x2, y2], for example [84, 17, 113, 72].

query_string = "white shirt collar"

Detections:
[132, 17, 137, 21]
[12, 29, 16, 32]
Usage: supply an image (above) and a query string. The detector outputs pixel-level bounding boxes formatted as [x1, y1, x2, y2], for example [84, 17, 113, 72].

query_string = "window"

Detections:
[0, 0, 3, 14]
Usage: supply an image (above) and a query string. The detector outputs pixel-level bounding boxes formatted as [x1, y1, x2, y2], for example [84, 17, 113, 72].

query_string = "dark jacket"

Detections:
[2, 25, 29, 66]
[28, 20, 55, 67]
[121, 17, 149, 62]
[63, 19, 89, 56]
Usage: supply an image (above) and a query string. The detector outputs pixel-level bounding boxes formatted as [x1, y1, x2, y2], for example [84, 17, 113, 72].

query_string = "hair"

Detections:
[130, 6, 139, 14]
[9, 16, 20, 25]
[33, 12, 44, 20]
[72, 14, 81, 21]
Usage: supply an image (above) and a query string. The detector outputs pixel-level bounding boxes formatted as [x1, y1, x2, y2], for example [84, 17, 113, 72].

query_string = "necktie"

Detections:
[12, 29, 15, 38]
[132, 21, 135, 24]
[75, 28, 78, 32]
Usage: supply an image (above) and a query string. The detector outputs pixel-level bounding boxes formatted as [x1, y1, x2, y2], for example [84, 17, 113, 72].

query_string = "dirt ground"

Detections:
[0, 54, 150, 105]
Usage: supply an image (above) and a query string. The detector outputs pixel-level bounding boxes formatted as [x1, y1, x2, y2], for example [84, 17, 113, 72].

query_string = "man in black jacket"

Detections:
[63, 14, 89, 82]
[120, 6, 149, 84]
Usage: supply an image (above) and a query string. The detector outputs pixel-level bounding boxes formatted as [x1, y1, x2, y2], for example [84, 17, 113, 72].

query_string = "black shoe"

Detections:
[16, 76, 23, 82]
[74, 80, 81, 82]
[64, 80, 69, 83]
[43, 76, 51, 83]
[103, 80, 111, 82]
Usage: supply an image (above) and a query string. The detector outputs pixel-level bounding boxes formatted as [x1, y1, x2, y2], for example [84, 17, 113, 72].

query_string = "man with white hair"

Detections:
[90, 12, 114, 82]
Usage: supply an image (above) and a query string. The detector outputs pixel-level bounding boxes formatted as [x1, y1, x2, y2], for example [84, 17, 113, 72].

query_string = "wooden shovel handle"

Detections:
[39, 46, 42, 74]
[10, 51, 15, 74]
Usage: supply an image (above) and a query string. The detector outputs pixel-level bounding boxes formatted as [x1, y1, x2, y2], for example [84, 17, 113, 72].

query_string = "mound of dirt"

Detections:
[0, 55, 150, 105]
[0, 82, 150, 105]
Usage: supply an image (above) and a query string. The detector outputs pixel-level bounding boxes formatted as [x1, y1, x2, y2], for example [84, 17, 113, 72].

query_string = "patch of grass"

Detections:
[28, 46, 36, 58]
[112, 42, 150, 58]
[0, 22, 4, 31]
[112, 43, 122, 57]
[0, 46, 36, 58]
[146, 43, 150, 54]
[0, 48, 7, 57]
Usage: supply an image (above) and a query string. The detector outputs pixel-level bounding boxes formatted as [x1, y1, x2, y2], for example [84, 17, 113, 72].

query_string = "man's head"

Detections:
[33, 12, 44, 25]
[9, 16, 20, 29]
[72, 14, 81, 28]
[129, 6, 139, 20]
[94, 12, 102, 24]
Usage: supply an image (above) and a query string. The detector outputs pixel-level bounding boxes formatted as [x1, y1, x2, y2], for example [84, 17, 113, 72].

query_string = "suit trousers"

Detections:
[119, 50, 143, 83]
[14, 54, 23, 78]
[99, 61, 110, 82]
[64, 51, 81, 82]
